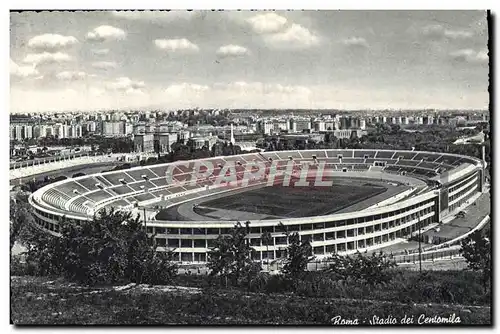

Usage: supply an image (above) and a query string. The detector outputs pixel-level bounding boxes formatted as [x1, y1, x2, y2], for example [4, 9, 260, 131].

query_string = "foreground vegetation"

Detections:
[10, 198, 492, 325]
[11, 273, 490, 325]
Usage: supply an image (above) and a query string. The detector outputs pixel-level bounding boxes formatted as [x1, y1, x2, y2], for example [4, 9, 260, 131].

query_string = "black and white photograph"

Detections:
[8, 7, 492, 326]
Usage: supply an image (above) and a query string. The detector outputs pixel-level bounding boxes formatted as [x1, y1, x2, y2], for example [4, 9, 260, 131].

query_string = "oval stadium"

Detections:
[28, 149, 486, 263]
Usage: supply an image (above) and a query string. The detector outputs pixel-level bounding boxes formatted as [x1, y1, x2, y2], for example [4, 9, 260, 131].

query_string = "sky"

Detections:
[9, 10, 489, 113]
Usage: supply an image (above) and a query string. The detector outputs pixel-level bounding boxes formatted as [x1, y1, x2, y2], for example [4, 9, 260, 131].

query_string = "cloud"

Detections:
[86, 25, 126, 42]
[422, 25, 446, 39]
[22, 52, 72, 66]
[165, 83, 210, 95]
[56, 71, 87, 81]
[204, 81, 313, 109]
[246, 13, 319, 49]
[450, 49, 488, 64]
[158, 81, 312, 109]
[216, 44, 249, 57]
[92, 61, 119, 70]
[342, 37, 369, 48]
[27, 33, 78, 51]
[444, 30, 474, 39]
[92, 48, 110, 56]
[247, 13, 288, 34]
[216, 81, 311, 96]
[162, 83, 210, 107]
[154, 38, 199, 52]
[10, 59, 39, 78]
[264, 24, 320, 48]
[470, 17, 488, 36]
[106, 77, 146, 94]
[111, 10, 196, 21]
[218, 81, 263, 93]
[270, 84, 311, 95]
[10, 86, 151, 113]
[422, 25, 473, 40]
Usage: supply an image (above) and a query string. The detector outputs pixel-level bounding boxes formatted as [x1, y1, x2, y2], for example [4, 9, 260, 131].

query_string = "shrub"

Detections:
[207, 222, 256, 287]
[325, 251, 396, 285]
[18, 209, 178, 286]
[460, 227, 491, 292]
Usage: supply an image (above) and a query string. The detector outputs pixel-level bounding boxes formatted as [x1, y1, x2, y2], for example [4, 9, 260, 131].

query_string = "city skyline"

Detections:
[10, 10, 489, 113]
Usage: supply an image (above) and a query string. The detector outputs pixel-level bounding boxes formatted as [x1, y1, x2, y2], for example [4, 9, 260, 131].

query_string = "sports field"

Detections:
[199, 183, 387, 218]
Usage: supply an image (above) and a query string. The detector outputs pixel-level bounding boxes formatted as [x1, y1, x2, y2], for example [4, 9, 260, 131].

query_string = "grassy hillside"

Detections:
[11, 276, 491, 325]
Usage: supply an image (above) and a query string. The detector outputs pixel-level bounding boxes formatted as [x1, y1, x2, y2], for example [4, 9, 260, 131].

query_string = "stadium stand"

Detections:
[29, 149, 486, 263]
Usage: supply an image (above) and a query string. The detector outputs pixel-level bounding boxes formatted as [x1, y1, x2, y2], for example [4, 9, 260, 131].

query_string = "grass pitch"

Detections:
[200, 182, 387, 218]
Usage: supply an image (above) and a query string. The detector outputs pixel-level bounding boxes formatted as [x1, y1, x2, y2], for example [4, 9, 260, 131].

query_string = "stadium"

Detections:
[28, 149, 486, 263]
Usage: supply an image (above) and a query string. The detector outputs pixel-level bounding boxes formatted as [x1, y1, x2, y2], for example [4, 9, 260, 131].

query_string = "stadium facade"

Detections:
[29, 149, 486, 263]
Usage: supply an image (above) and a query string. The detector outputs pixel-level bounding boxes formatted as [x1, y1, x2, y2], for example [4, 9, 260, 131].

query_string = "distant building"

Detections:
[177, 130, 190, 143]
[257, 120, 274, 135]
[313, 120, 326, 132]
[187, 136, 218, 150]
[14, 125, 23, 140]
[435, 117, 445, 125]
[54, 123, 70, 139]
[279, 134, 323, 147]
[291, 118, 311, 133]
[449, 116, 467, 128]
[324, 120, 335, 130]
[159, 123, 176, 133]
[274, 120, 289, 132]
[123, 123, 132, 135]
[423, 115, 434, 125]
[111, 112, 122, 122]
[350, 117, 360, 129]
[86, 121, 97, 133]
[25, 125, 33, 139]
[339, 117, 349, 129]
[69, 125, 82, 138]
[102, 121, 126, 137]
[45, 126, 53, 137]
[155, 133, 177, 153]
[359, 119, 366, 130]
[133, 124, 146, 135]
[332, 129, 367, 139]
[134, 134, 155, 153]
[32, 125, 45, 138]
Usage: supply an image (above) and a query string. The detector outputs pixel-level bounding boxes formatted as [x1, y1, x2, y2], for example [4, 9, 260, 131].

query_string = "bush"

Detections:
[392, 271, 489, 305]
[19, 209, 178, 286]
[325, 251, 396, 285]
[207, 222, 256, 286]
[230, 269, 490, 307]
[10, 256, 37, 276]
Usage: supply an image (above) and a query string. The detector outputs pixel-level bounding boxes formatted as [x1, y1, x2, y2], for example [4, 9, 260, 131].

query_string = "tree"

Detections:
[276, 223, 314, 284]
[460, 227, 491, 292]
[10, 193, 36, 252]
[326, 251, 396, 285]
[18, 208, 178, 285]
[282, 232, 313, 283]
[207, 222, 259, 287]
[261, 231, 273, 271]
